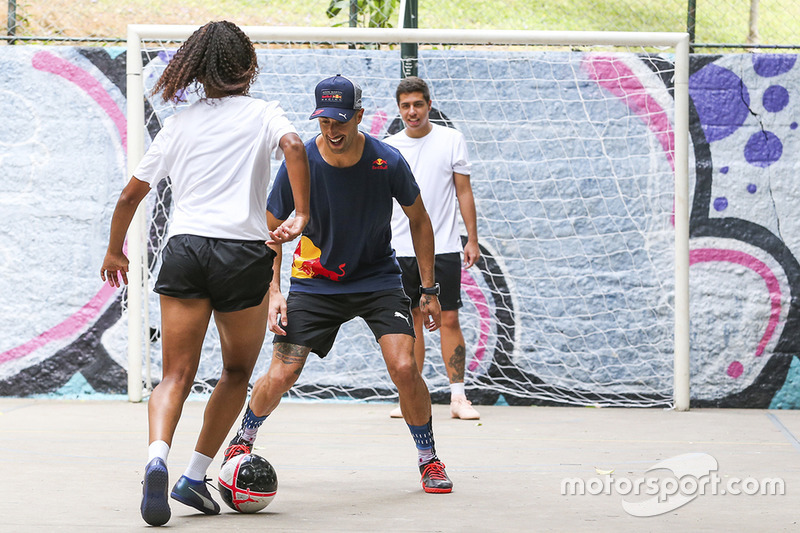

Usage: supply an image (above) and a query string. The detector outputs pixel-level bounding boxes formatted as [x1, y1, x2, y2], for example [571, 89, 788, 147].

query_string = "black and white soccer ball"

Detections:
[217, 453, 278, 513]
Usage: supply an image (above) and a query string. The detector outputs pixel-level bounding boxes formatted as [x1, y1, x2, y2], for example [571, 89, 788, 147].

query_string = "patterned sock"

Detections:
[237, 405, 268, 444]
[407, 417, 437, 466]
[183, 451, 213, 482]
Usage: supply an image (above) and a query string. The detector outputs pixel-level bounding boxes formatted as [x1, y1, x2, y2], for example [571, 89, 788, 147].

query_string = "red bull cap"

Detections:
[310, 75, 362, 122]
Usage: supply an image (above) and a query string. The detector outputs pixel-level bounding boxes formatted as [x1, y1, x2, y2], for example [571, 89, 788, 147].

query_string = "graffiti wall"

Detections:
[0, 47, 128, 396]
[688, 54, 800, 408]
[0, 46, 797, 408]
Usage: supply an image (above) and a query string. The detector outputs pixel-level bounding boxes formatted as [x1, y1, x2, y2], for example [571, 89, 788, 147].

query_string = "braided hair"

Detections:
[152, 21, 258, 102]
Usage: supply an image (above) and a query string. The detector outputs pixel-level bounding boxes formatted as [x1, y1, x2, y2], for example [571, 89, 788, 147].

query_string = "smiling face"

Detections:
[317, 109, 363, 155]
[315, 108, 365, 167]
[397, 91, 432, 138]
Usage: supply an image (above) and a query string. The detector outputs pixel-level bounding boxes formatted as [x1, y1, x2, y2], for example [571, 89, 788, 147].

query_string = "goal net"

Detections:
[124, 26, 690, 408]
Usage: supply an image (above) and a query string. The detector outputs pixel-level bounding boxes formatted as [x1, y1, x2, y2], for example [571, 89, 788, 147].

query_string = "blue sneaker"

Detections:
[141, 458, 171, 526]
[170, 475, 220, 515]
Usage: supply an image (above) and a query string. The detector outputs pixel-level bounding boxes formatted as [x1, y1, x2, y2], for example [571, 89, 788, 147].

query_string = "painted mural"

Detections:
[687, 54, 800, 408]
[0, 46, 798, 408]
[0, 48, 128, 396]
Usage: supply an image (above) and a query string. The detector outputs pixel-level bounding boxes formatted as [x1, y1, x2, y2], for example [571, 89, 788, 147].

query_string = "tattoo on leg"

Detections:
[447, 344, 466, 382]
[274, 343, 309, 375]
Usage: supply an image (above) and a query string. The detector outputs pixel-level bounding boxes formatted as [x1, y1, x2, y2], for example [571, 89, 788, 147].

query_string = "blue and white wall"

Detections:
[687, 54, 799, 408]
[0, 46, 798, 408]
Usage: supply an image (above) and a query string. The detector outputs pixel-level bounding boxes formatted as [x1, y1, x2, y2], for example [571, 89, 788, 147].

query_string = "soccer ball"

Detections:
[217, 453, 278, 513]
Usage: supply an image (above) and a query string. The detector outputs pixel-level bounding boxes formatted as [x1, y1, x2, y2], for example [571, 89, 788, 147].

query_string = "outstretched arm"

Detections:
[100, 177, 151, 287]
[454, 171, 480, 268]
[402, 194, 441, 332]
[269, 132, 310, 245]
[266, 211, 289, 335]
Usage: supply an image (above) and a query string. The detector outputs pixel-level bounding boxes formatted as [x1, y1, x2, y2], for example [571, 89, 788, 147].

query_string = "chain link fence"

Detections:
[2, 0, 798, 50]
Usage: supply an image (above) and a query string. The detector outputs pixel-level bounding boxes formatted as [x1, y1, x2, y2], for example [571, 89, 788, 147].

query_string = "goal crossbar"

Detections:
[128, 25, 689, 47]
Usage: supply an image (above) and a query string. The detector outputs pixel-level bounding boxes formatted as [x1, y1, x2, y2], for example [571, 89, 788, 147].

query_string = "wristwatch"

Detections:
[419, 283, 440, 296]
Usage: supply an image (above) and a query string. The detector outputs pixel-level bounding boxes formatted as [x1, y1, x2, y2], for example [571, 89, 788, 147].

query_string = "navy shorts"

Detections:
[398, 252, 463, 311]
[273, 289, 415, 358]
[154, 234, 276, 312]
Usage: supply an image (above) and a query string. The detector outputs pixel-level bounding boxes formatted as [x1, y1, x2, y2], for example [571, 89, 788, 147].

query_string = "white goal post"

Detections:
[125, 25, 690, 410]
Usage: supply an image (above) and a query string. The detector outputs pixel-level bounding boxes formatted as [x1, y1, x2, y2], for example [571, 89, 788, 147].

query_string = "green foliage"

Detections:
[11, 0, 800, 48]
[327, 0, 400, 28]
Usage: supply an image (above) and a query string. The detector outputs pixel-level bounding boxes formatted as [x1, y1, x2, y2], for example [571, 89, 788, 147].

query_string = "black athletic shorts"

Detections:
[273, 289, 415, 358]
[397, 252, 463, 311]
[154, 234, 276, 313]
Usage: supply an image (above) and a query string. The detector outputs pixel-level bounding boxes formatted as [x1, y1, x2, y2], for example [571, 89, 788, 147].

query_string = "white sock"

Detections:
[147, 440, 170, 463]
[450, 382, 466, 398]
[418, 448, 436, 466]
[183, 451, 213, 482]
[241, 427, 258, 443]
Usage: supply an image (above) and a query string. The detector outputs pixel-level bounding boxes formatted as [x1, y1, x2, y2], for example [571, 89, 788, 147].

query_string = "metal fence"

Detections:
[2, 0, 799, 50]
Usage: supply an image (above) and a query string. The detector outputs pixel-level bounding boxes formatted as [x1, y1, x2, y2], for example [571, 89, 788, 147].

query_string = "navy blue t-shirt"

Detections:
[268, 132, 420, 294]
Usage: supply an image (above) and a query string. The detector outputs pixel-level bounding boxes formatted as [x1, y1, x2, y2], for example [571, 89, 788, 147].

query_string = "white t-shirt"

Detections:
[134, 95, 297, 241]
[387, 123, 471, 257]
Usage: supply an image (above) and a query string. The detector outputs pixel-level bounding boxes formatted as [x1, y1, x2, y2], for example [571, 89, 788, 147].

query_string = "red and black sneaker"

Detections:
[420, 460, 453, 493]
[222, 434, 252, 466]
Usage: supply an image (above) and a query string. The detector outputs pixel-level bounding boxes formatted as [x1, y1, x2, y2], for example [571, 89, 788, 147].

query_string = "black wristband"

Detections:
[419, 283, 440, 296]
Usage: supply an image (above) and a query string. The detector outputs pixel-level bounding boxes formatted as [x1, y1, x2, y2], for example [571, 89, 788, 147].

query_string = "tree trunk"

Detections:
[747, 0, 760, 44]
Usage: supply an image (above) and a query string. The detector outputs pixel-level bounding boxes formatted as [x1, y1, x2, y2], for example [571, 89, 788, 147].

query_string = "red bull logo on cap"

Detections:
[321, 90, 344, 102]
[292, 236, 346, 281]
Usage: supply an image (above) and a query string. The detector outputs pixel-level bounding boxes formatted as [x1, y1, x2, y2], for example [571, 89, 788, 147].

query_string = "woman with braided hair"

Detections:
[100, 21, 309, 526]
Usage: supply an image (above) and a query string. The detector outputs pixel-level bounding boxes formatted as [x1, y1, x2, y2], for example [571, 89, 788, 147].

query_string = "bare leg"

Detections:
[439, 310, 466, 384]
[193, 295, 270, 457]
[389, 309, 427, 418]
[148, 295, 212, 447]
[410, 307, 426, 373]
[381, 333, 453, 492]
[380, 333, 431, 426]
[249, 342, 311, 417]
[439, 309, 480, 419]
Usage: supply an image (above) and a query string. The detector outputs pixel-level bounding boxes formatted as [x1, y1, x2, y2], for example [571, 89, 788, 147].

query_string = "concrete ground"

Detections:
[0, 399, 798, 532]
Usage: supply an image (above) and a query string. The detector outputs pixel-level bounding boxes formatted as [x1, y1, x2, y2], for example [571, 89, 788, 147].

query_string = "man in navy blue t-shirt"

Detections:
[226, 75, 453, 494]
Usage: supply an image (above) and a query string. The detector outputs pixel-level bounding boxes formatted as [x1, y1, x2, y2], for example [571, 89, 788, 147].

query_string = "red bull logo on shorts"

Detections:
[292, 236, 346, 281]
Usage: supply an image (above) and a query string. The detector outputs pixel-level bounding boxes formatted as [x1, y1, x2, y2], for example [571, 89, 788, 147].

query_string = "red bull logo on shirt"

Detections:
[372, 158, 388, 170]
[292, 236, 346, 281]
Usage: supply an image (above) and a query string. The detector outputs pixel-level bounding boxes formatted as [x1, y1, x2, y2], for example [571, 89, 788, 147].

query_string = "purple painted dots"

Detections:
[744, 131, 783, 168]
[689, 64, 751, 143]
[763, 85, 789, 113]
[752, 55, 797, 77]
[713, 197, 728, 211]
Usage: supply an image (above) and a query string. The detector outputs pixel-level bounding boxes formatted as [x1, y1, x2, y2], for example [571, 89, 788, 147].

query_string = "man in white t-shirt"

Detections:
[387, 76, 481, 420]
